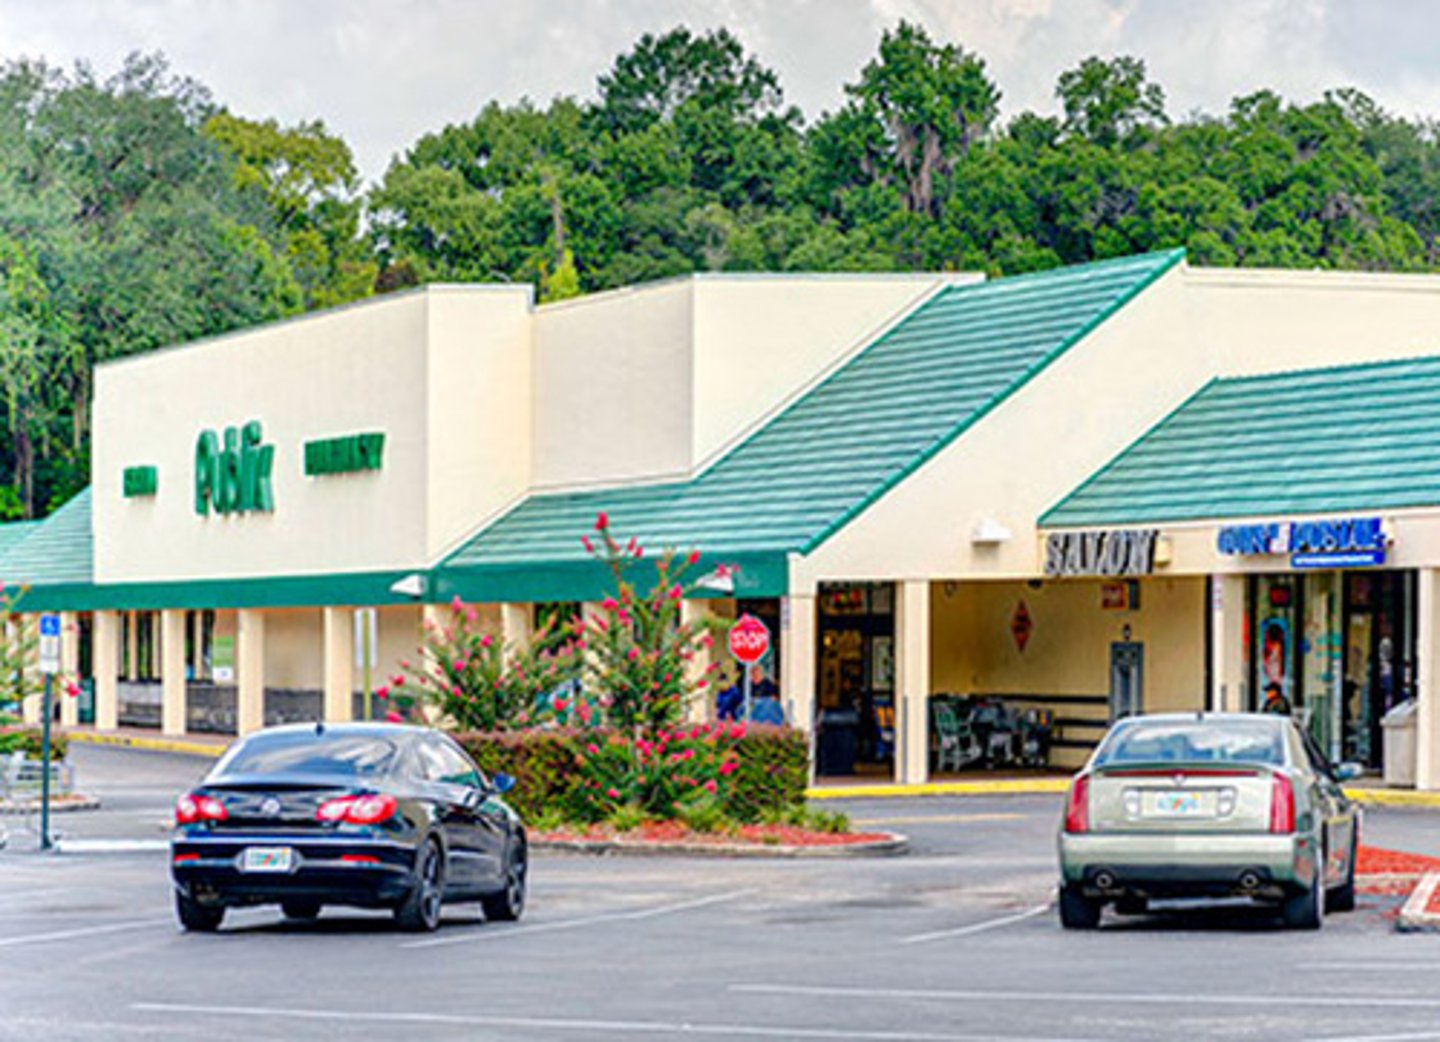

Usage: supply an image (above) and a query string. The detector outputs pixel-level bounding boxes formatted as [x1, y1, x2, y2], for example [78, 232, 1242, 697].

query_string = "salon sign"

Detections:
[1216, 516, 1388, 569]
[1044, 529, 1159, 577]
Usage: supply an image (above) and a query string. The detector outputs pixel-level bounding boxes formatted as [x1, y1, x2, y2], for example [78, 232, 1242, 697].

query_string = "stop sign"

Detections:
[728, 613, 771, 664]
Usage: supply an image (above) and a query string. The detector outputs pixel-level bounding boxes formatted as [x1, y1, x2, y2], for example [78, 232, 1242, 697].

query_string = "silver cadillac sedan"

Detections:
[1057, 713, 1360, 930]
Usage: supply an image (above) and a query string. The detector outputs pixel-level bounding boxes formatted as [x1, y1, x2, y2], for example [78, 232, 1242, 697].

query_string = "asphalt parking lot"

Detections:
[4, 745, 1440, 1042]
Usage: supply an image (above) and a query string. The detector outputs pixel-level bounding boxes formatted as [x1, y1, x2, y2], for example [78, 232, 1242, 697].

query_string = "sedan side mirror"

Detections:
[492, 772, 516, 795]
[1334, 762, 1364, 782]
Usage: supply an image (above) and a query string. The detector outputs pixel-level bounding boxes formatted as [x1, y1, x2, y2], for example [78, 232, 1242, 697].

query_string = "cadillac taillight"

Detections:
[1064, 775, 1090, 834]
[175, 792, 228, 826]
[1269, 773, 1296, 833]
[317, 794, 398, 825]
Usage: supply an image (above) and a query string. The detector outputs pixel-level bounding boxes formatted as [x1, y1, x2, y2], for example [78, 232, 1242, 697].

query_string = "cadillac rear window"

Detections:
[1093, 720, 1285, 767]
[211, 732, 400, 780]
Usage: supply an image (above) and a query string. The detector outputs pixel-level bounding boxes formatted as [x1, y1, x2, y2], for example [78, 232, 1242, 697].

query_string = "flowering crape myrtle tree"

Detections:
[580, 511, 725, 732]
[387, 598, 583, 731]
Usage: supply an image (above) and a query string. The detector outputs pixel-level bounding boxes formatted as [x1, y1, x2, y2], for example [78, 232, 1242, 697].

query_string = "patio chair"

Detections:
[932, 701, 980, 773]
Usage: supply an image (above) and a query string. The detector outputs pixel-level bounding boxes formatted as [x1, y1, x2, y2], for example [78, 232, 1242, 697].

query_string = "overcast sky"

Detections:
[1, 0, 1436, 184]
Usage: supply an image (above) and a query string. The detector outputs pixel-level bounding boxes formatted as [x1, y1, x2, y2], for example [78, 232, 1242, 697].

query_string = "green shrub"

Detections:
[454, 729, 583, 822]
[720, 724, 809, 823]
[453, 723, 810, 827]
[605, 803, 646, 832]
[0, 727, 68, 760]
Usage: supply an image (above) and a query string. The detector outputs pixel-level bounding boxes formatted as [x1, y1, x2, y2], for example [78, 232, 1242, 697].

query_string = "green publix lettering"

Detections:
[195, 420, 275, 516]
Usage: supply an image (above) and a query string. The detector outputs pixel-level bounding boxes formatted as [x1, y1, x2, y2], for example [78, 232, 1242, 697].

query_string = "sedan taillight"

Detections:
[317, 794, 398, 825]
[175, 793, 228, 825]
[1064, 775, 1090, 834]
[1269, 773, 1296, 834]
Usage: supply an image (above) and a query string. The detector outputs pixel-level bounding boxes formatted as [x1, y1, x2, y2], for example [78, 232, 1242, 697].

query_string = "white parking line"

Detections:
[1301, 961, 1440, 971]
[851, 813, 1025, 826]
[1308, 1032, 1440, 1042]
[728, 983, 1440, 1011]
[0, 919, 168, 949]
[401, 888, 754, 950]
[130, 1001, 1105, 1041]
[54, 838, 170, 854]
[900, 904, 1050, 944]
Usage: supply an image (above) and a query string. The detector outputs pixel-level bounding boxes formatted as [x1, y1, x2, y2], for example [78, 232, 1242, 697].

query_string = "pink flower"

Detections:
[451, 596, 464, 611]
[480, 634, 493, 648]
[704, 780, 718, 794]
[453, 660, 466, 672]
[586, 743, 600, 755]
[581, 535, 594, 554]
[65, 682, 80, 698]
[376, 685, 390, 700]
[554, 699, 568, 713]
[601, 596, 618, 611]
[627, 647, 639, 661]
[633, 544, 644, 559]
[451, 684, 462, 697]
[606, 788, 620, 799]
[385, 710, 403, 724]
[400, 659, 412, 670]
[669, 585, 683, 600]
[577, 701, 593, 723]
[390, 674, 405, 688]
[595, 511, 609, 531]
[625, 537, 638, 556]
[464, 604, 478, 624]
[719, 760, 738, 776]
[697, 680, 707, 689]
[687, 549, 701, 566]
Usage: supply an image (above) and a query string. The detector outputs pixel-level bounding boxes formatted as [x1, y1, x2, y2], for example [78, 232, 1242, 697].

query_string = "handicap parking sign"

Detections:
[38, 612, 61, 673]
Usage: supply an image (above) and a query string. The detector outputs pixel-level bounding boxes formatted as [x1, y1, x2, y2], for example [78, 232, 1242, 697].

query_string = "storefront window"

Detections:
[816, 582, 896, 776]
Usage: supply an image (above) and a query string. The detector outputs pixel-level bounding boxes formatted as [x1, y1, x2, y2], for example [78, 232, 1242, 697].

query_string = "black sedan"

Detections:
[170, 722, 526, 933]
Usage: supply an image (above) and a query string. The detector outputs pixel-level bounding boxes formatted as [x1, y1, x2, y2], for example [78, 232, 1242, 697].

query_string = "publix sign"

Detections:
[1217, 516, 1388, 569]
[195, 420, 275, 516]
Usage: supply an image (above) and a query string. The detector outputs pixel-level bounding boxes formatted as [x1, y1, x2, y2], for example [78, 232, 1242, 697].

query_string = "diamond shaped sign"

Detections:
[1011, 600, 1033, 653]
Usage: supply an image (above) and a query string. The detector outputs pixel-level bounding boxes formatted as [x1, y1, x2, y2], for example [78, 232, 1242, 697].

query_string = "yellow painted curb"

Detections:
[1344, 787, 1440, 808]
[808, 778, 1071, 800]
[65, 730, 226, 759]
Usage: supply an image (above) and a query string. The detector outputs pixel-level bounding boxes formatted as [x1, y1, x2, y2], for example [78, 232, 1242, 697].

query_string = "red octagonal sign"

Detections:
[728, 613, 771, 664]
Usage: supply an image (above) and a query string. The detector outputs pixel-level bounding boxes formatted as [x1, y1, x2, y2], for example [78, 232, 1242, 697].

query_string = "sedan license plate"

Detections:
[1145, 790, 1210, 818]
[239, 846, 296, 873]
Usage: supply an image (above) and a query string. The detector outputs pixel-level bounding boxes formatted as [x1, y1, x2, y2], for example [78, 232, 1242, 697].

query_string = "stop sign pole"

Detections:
[728, 614, 771, 723]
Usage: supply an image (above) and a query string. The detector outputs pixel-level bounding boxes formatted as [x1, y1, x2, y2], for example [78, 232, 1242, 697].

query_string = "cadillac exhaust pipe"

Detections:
[1238, 870, 1262, 892]
[1093, 870, 1116, 890]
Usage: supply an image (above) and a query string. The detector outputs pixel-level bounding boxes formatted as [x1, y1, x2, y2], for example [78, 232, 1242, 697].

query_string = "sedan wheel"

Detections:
[1058, 885, 1101, 930]
[482, 841, 527, 922]
[1281, 861, 1325, 930]
[395, 840, 445, 932]
[176, 892, 225, 933]
[1327, 835, 1357, 914]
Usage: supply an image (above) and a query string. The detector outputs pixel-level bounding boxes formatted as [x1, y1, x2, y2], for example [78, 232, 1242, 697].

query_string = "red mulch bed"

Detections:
[534, 820, 892, 848]
[1356, 845, 1440, 898]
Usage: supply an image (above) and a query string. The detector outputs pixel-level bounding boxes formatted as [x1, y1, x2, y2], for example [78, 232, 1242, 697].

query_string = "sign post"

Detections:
[37, 613, 61, 851]
[355, 608, 378, 720]
[727, 614, 771, 723]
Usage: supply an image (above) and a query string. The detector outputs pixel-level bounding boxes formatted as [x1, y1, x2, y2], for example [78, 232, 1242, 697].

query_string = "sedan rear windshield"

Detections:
[211, 731, 400, 781]
[1093, 720, 1286, 767]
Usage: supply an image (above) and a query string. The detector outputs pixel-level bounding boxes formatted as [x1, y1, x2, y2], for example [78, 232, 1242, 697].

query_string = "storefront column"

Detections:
[94, 611, 120, 731]
[681, 600, 714, 723]
[189, 611, 204, 677]
[417, 605, 448, 726]
[59, 612, 80, 727]
[160, 609, 187, 736]
[1210, 575, 1248, 713]
[896, 581, 931, 785]
[237, 609, 266, 735]
[322, 607, 354, 724]
[1416, 569, 1440, 791]
[501, 603, 532, 651]
[780, 595, 816, 734]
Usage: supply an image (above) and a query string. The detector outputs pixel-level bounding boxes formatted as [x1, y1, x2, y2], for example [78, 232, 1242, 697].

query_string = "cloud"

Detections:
[0, 0, 1435, 186]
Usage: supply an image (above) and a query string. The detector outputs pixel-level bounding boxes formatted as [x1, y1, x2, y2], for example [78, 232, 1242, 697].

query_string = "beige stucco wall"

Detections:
[792, 266, 1202, 587]
[1187, 267, 1440, 376]
[531, 280, 693, 489]
[931, 577, 1206, 767]
[424, 287, 535, 558]
[264, 608, 323, 690]
[93, 285, 533, 583]
[531, 275, 952, 490]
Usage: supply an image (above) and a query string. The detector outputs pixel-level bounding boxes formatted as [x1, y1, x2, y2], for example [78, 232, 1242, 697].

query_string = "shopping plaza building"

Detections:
[13, 247, 1440, 787]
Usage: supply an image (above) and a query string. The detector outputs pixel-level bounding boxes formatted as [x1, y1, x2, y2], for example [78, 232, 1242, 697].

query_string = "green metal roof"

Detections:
[0, 519, 39, 565]
[2, 489, 92, 588]
[439, 249, 1184, 601]
[1042, 354, 1440, 527]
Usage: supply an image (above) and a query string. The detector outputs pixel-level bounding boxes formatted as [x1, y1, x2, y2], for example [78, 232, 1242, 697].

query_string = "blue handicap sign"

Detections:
[39, 613, 60, 637]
